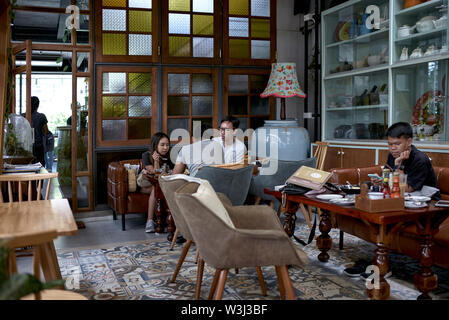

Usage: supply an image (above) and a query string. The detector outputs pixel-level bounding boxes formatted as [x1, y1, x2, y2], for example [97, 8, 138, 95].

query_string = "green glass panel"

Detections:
[129, 10, 152, 33]
[169, 0, 190, 11]
[250, 96, 269, 115]
[229, 0, 248, 15]
[103, 0, 126, 7]
[102, 120, 126, 140]
[167, 96, 189, 115]
[129, 73, 152, 94]
[250, 74, 269, 93]
[102, 33, 126, 55]
[192, 96, 213, 115]
[129, 119, 151, 139]
[251, 18, 270, 38]
[229, 39, 249, 59]
[167, 118, 189, 137]
[192, 74, 213, 93]
[169, 36, 190, 56]
[228, 96, 248, 115]
[102, 96, 126, 117]
[193, 15, 213, 35]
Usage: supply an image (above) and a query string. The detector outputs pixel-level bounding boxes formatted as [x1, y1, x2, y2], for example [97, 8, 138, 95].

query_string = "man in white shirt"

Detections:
[212, 116, 247, 164]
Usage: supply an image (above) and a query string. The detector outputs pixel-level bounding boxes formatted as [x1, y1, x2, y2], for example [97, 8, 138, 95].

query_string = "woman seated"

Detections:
[139, 132, 174, 233]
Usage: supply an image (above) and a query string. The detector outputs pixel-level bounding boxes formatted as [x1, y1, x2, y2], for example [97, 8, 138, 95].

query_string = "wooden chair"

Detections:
[0, 172, 58, 203]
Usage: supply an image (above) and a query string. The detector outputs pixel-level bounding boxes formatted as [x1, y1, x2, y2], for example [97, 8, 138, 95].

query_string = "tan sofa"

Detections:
[328, 165, 449, 269]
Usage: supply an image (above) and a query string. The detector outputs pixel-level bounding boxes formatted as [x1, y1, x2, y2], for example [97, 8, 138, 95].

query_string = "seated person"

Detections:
[140, 132, 174, 233]
[385, 122, 440, 200]
[212, 116, 247, 164]
[172, 124, 223, 176]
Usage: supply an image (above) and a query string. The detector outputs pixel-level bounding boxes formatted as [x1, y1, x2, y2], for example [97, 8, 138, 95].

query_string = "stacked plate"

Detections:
[316, 194, 355, 206]
[404, 195, 431, 209]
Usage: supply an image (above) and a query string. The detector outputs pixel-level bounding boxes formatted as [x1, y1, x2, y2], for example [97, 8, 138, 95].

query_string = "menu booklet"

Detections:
[286, 166, 333, 191]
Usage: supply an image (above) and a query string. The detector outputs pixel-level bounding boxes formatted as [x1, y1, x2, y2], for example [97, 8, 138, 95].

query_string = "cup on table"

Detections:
[399, 173, 407, 197]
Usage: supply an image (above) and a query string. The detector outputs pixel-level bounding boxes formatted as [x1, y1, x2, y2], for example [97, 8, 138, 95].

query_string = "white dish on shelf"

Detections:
[405, 201, 428, 209]
[316, 194, 343, 201]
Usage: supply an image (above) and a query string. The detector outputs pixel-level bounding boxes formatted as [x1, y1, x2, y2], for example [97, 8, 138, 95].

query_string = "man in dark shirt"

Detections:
[385, 122, 440, 200]
[30, 96, 49, 166]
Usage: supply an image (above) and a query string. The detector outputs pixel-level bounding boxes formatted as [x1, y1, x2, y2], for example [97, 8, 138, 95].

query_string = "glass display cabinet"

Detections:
[322, 0, 449, 144]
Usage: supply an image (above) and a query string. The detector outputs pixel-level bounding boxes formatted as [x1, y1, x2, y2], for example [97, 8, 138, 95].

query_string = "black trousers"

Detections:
[32, 144, 45, 167]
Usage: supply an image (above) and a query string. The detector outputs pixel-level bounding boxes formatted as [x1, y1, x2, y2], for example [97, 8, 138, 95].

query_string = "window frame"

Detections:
[96, 65, 158, 147]
[94, 0, 159, 63]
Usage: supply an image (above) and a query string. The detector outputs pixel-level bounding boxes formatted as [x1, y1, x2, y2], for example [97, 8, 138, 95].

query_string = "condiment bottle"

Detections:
[390, 172, 401, 198]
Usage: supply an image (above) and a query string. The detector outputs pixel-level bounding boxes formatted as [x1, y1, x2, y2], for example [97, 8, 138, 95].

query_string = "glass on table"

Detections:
[399, 173, 407, 197]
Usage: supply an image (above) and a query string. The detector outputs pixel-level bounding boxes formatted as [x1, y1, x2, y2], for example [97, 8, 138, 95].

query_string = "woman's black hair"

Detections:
[148, 132, 173, 166]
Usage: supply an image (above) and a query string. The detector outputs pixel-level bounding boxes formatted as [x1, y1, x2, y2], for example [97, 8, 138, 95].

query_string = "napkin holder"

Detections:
[355, 184, 404, 213]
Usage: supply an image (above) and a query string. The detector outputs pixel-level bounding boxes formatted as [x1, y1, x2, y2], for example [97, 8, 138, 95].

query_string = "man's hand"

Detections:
[394, 150, 410, 166]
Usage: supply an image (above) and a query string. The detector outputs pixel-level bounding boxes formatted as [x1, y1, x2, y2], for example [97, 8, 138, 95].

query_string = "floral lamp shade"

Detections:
[260, 62, 306, 98]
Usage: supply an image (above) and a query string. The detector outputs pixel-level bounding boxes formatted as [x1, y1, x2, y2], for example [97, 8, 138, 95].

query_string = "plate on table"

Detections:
[405, 196, 431, 202]
[329, 198, 355, 206]
[316, 194, 343, 201]
[405, 201, 428, 209]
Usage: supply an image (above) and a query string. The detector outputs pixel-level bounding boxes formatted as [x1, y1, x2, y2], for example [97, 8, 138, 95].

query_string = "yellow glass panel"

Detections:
[103, 0, 126, 7]
[169, 0, 190, 11]
[193, 15, 213, 35]
[102, 96, 126, 117]
[229, 0, 248, 15]
[129, 10, 152, 33]
[251, 18, 270, 38]
[229, 39, 249, 59]
[129, 73, 152, 94]
[169, 36, 190, 56]
[103, 33, 126, 55]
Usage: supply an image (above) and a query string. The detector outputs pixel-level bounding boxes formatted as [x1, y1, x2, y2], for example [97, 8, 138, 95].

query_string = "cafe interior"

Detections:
[1, 0, 449, 302]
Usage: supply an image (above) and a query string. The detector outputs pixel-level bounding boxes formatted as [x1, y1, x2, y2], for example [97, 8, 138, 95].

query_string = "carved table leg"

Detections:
[366, 243, 390, 300]
[154, 197, 164, 234]
[283, 200, 299, 238]
[414, 234, 437, 300]
[316, 210, 332, 262]
[166, 206, 175, 242]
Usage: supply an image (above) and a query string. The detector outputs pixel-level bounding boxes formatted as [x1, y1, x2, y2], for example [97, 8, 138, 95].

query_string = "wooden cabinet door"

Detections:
[341, 147, 376, 168]
[423, 152, 449, 167]
[312, 145, 341, 171]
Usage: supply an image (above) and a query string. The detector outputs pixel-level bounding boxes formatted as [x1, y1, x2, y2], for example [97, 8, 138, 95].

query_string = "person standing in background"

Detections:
[44, 130, 55, 172]
[30, 96, 48, 166]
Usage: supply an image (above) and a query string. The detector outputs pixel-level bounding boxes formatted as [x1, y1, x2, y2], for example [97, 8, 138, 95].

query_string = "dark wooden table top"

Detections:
[264, 188, 449, 225]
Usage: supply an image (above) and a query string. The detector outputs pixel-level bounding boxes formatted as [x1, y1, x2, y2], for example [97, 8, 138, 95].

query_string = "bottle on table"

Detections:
[380, 168, 390, 193]
[390, 172, 401, 198]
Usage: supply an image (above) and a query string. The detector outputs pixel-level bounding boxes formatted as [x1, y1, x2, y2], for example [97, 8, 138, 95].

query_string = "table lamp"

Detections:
[260, 62, 306, 120]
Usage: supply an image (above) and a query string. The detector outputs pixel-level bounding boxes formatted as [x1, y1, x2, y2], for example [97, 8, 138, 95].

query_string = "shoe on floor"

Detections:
[360, 270, 392, 280]
[145, 220, 155, 233]
[176, 235, 187, 244]
[343, 259, 370, 277]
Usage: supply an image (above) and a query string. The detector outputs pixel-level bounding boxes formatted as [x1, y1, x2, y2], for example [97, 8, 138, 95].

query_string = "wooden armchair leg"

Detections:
[170, 240, 192, 283]
[208, 269, 221, 300]
[256, 266, 267, 296]
[112, 210, 117, 220]
[213, 269, 229, 300]
[339, 231, 344, 250]
[195, 258, 205, 300]
[121, 213, 126, 231]
[169, 228, 180, 251]
[195, 249, 200, 264]
[279, 265, 296, 300]
[275, 266, 285, 300]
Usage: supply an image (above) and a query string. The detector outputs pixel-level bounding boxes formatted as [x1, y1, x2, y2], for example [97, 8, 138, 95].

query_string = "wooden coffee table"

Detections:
[264, 188, 449, 300]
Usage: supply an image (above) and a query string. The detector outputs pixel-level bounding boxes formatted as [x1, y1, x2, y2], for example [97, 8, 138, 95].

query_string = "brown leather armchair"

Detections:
[328, 165, 449, 269]
[107, 159, 149, 230]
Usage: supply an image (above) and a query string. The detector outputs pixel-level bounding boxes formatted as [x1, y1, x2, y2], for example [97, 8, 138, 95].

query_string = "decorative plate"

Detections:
[412, 90, 442, 126]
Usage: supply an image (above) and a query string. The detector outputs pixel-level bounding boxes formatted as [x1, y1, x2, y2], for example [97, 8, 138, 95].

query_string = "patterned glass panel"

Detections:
[250, 96, 269, 115]
[229, 17, 249, 37]
[237, 117, 248, 131]
[251, 18, 270, 38]
[77, 14, 90, 44]
[229, 0, 248, 15]
[192, 96, 213, 115]
[169, 13, 191, 34]
[102, 96, 126, 117]
[169, 36, 190, 56]
[103, 0, 126, 7]
[169, 0, 190, 11]
[228, 75, 248, 93]
[102, 9, 126, 31]
[230, 39, 249, 58]
[76, 52, 89, 73]
[250, 74, 269, 93]
[250, 116, 268, 130]
[193, 37, 213, 58]
[192, 74, 213, 93]
[129, 10, 152, 32]
[193, 15, 213, 35]
[129, 0, 152, 9]
[129, 34, 152, 55]
[103, 73, 126, 93]
[251, 40, 270, 59]
[167, 118, 189, 137]
[103, 120, 126, 140]
[251, 0, 270, 17]
[129, 119, 151, 139]
[129, 73, 152, 94]
[103, 33, 126, 55]
[193, 0, 213, 13]
[129, 96, 152, 117]
[76, 177, 89, 209]
[167, 96, 189, 115]
[229, 96, 248, 115]
[168, 74, 189, 94]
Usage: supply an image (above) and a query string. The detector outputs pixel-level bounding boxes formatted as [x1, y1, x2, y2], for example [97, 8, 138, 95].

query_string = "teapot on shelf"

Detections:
[415, 16, 437, 33]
